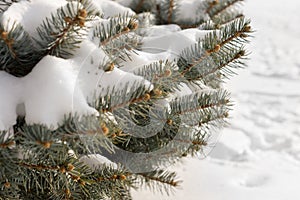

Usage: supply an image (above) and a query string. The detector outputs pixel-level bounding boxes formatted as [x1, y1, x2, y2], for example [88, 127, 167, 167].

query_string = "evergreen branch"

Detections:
[19, 163, 60, 171]
[95, 173, 129, 182]
[170, 90, 230, 116]
[188, 48, 246, 82]
[101, 28, 130, 47]
[218, 24, 250, 47]
[205, 50, 245, 78]
[108, 88, 229, 156]
[0, 0, 251, 197]
[18, 124, 58, 151]
[94, 14, 138, 46]
[47, 11, 87, 54]
[0, 0, 20, 12]
[0, 22, 38, 77]
[0, 132, 19, 178]
[36, 2, 94, 58]
[12, 123, 134, 199]
[206, 0, 219, 14]
[178, 18, 251, 79]
[158, 0, 179, 24]
[195, 106, 230, 130]
[112, 90, 229, 155]
[180, 109, 229, 156]
[17, 158, 96, 199]
[87, 165, 134, 199]
[173, 96, 229, 116]
[93, 14, 140, 60]
[134, 60, 187, 93]
[207, 17, 251, 48]
[178, 38, 217, 77]
[111, 115, 181, 153]
[184, 132, 210, 156]
[94, 82, 152, 113]
[207, 0, 244, 19]
[173, 102, 230, 150]
[136, 170, 180, 194]
[0, 139, 14, 149]
[56, 114, 114, 155]
[214, 13, 244, 27]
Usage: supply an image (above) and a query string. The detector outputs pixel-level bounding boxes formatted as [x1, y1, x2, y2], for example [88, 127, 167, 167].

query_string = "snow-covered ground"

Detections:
[133, 0, 300, 199]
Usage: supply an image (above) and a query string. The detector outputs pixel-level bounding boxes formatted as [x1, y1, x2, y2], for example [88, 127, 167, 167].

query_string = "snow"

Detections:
[1, 0, 67, 37]
[138, 24, 182, 37]
[0, 72, 22, 131]
[1, 0, 299, 199]
[93, 0, 135, 18]
[176, 0, 209, 23]
[0, 55, 98, 130]
[79, 154, 118, 169]
[142, 29, 209, 55]
[113, 0, 132, 7]
[23, 56, 98, 128]
[132, 0, 300, 199]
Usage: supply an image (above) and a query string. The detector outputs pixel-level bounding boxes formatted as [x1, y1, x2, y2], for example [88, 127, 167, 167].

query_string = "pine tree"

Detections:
[0, 0, 251, 199]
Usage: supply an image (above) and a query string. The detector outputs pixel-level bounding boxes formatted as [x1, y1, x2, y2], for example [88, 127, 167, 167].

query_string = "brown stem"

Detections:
[1, 30, 17, 58]
[168, 0, 174, 24]
[137, 172, 179, 187]
[156, 4, 163, 24]
[100, 29, 130, 46]
[179, 23, 201, 29]
[206, 0, 219, 14]
[135, 0, 145, 12]
[96, 173, 129, 182]
[180, 51, 211, 76]
[0, 141, 15, 148]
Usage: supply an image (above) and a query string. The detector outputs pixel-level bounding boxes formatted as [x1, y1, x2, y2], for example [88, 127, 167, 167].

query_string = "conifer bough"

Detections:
[0, 0, 251, 199]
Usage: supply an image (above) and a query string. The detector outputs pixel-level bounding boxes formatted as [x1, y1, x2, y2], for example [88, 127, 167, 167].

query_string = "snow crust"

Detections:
[132, 0, 300, 199]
